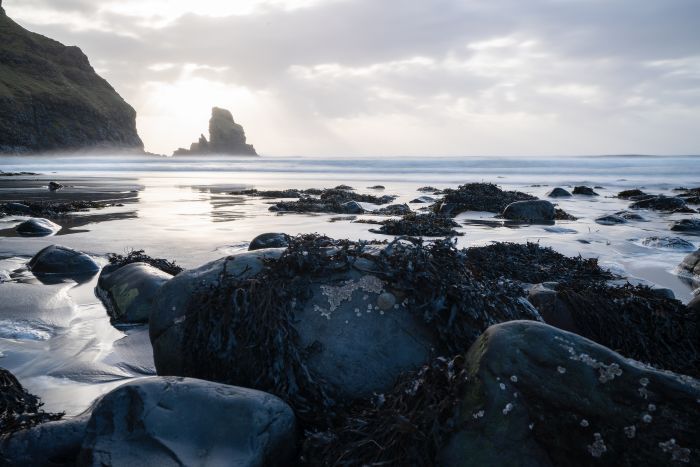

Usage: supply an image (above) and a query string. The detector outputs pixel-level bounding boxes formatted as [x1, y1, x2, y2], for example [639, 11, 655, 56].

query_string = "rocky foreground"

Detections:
[1, 232, 699, 466]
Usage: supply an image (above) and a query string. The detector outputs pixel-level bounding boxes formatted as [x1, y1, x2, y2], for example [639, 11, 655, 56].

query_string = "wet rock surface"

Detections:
[1, 415, 88, 466]
[617, 189, 648, 199]
[440, 321, 700, 467]
[573, 186, 599, 196]
[249, 232, 291, 251]
[433, 183, 536, 217]
[15, 218, 61, 236]
[502, 200, 555, 222]
[671, 218, 700, 233]
[641, 236, 695, 251]
[96, 262, 173, 325]
[547, 187, 572, 198]
[28, 245, 100, 277]
[678, 249, 700, 278]
[77, 377, 296, 467]
[373, 203, 411, 215]
[596, 214, 627, 225]
[631, 195, 693, 212]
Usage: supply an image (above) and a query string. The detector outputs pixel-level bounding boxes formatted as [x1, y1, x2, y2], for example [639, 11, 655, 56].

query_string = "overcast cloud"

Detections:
[5, 0, 700, 155]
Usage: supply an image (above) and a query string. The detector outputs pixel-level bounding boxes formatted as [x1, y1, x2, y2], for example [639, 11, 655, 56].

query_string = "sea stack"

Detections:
[174, 107, 258, 156]
[0, 1, 143, 154]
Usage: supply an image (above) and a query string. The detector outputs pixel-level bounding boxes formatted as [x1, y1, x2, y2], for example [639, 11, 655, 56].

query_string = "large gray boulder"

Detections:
[97, 262, 173, 325]
[502, 200, 555, 222]
[150, 247, 435, 401]
[15, 218, 61, 236]
[631, 195, 690, 212]
[28, 245, 100, 276]
[440, 321, 700, 467]
[547, 187, 572, 198]
[0, 415, 89, 466]
[77, 377, 296, 467]
[150, 249, 286, 376]
[671, 219, 700, 233]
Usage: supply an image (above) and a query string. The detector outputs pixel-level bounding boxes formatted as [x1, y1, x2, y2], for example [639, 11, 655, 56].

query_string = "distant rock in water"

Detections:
[0, 3, 143, 154]
[174, 107, 257, 156]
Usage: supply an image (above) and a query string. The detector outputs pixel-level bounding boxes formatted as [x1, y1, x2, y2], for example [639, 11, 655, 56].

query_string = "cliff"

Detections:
[174, 107, 257, 156]
[0, 1, 143, 154]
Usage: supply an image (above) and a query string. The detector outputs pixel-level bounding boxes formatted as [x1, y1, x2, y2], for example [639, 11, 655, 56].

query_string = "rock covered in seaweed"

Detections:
[268, 188, 396, 214]
[573, 186, 599, 196]
[547, 187, 572, 198]
[0, 367, 63, 436]
[671, 219, 700, 233]
[77, 377, 296, 467]
[439, 321, 700, 467]
[631, 195, 692, 213]
[370, 213, 462, 237]
[433, 183, 536, 217]
[149, 235, 540, 406]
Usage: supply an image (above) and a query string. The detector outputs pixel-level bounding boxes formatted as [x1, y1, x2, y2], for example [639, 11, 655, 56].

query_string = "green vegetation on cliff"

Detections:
[0, 1, 143, 153]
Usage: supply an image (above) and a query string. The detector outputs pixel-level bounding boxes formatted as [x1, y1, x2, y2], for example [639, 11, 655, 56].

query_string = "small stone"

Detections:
[642, 413, 653, 423]
[377, 292, 397, 311]
[580, 419, 589, 428]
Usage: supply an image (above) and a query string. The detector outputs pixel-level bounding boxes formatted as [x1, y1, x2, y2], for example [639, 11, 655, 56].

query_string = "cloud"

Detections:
[4, 0, 700, 155]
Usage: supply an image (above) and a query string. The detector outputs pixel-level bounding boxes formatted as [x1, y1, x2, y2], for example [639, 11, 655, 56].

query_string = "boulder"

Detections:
[97, 262, 173, 325]
[547, 187, 572, 198]
[150, 249, 286, 376]
[15, 218, 61, 236]
[572, 186, 598, 196]
[48, 181, 64, 191]
[595, 214, 626, 226]
[617, 189, 647, 199]
[249, 232, 291, 251]
[28, 245, 100, 277]
[631, 195, 689, 212]
[688, 295, 700, 315]
[527, 283, 578, 334]
[641, 236, 695, 251]
[375, 203, 411, 215]
[671, 219, 700, 233]
[615, 210, 645, 221]
[439, 321, 700, 467]
[410, 196, 437, 204]
[0, 415, 88, 466]
[502, 200, 555, 222]
[678, 249, 700, 278]
[341, 201, 364, 214]
[77, 377, 296, 467]
[3, 202, 30, 214]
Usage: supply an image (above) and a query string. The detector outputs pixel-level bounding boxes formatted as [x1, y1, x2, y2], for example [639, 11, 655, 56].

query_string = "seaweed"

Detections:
[1, 367, 63, 436]
[617, 189, 647, 199]
[370, 213, 462, 237]
[1, 200, 116, 217]
[106, 249, 183, 276]
[269, 188, 397, 214]
[432, 183, 536, 217]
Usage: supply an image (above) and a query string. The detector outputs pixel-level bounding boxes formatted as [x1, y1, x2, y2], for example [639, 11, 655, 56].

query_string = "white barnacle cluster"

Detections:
[557, 366, 567, 374]
[580, 419, 589, 428]
[641, 413, 653, 424]
[638, 377, 650, 399]
[472, 409, 485, 419]
[569, 352, 622, 383]
[502, 402, 514, 415]
[318, 275, 385, 319]
[623, 425, 636, 439]
[510, 375, 518, 383]
[659, 438, 691, 463]
[587, 433, 607, 458]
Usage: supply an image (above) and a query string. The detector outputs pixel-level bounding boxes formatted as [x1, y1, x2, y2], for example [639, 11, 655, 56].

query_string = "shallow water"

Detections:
[1, 154, 699, 414]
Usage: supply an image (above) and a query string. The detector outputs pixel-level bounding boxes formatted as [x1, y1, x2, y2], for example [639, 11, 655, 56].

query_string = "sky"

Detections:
[5, 0, 700, 156]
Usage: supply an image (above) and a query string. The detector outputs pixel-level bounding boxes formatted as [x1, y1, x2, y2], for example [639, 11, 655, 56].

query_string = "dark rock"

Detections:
[374, 203, 411, 215]
[410, 196, 436, 204]
[96, 262, 172, 325]
[547, 187, 572, 198]
[688, 295, 700, 315]
[528, 283, 578, 333]
[615, 210, 646, 221]
[368, 185, 385, 190]
[249, 232, 291, 251]
[440, 321, 700, 467]
[28, 245, 100, 276]
[572, 186, 599, 196]
[4, 202, 30, 214]
[15, 218, 61, 236]
[334, 184, 354, 190]
[678, 249, 700, 278]
[617, 189, 647, 199]
[77, 377, 296, 467]
[595, 214, 627, 226]
[631, 195, 690, 212]
[341, 200, 364, 214]
[671, 219, 700, 233]
[0, 8, 143, 154]
[418, 186, 440, 193]
[269, 189, 396, 214]
[48, 181, 64, 191]
[0, 415, 88, 466]
[435, 183, 536, 217]
[502, 200, 555, 222]
[173, 107, 257, 156]
[641, 236, 695, 251]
